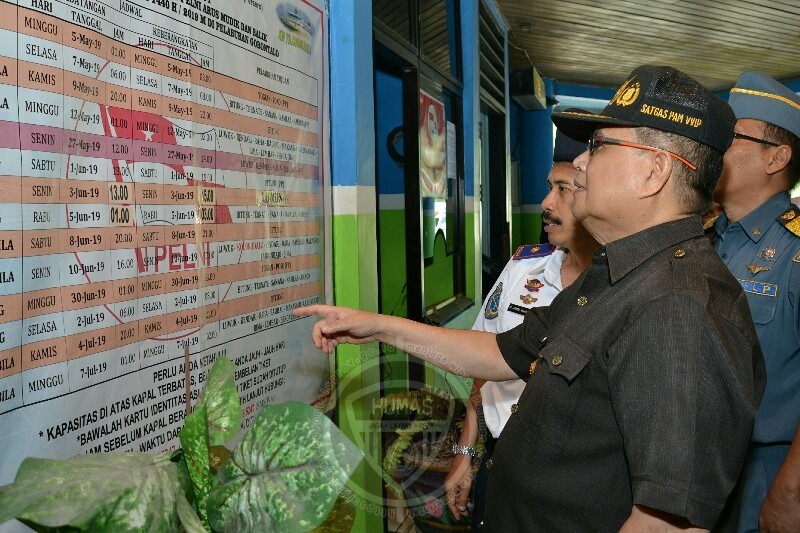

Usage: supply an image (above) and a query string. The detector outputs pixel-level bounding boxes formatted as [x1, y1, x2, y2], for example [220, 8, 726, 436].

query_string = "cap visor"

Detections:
[552, 110, 637, 143]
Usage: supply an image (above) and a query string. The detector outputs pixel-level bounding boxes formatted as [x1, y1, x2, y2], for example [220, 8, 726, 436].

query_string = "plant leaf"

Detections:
[177, 355, 240, 526]
[176, 492, 207, 533]
[179, 404, 212, 526]
[208, 445, 233, 473]
[200, 356, 241, 446]
[207, 401, 363, 532]
[0, 452, 186, 532]
[170, 450, 195, 502]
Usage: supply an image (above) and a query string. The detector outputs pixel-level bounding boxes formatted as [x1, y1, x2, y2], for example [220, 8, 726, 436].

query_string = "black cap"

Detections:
[553, 127, 587, 162]
[552, 65, 735, 153]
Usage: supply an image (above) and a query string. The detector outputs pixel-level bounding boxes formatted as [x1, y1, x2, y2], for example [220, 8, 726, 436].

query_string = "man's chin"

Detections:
[571, 206, 587, 222]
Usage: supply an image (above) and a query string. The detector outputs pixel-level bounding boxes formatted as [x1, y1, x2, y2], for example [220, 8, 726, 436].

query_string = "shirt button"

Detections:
[673, 249, 686, 258]
[577, 296, 588, 306]
[722, 253, 728, 258]
[486, 459, 493, 469]
[552, 356, 563, 366]
[510, 403, 519, 414]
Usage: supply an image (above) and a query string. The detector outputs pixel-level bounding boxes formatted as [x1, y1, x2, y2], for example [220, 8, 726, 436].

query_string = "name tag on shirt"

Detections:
[507, 303, 531, 316]
[739, 279, 778, 297]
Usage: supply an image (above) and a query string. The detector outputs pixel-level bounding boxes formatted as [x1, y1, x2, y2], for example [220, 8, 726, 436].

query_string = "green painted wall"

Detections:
[331, 212, 384, 531]
[519, 212, 544, 246]
[423, 234, 455, 308]
[377, 208, 410, 389]
[376, 205, 480, 397]
[464, 210, 476, 301]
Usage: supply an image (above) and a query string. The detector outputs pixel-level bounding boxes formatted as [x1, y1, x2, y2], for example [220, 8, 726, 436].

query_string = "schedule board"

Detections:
[0, 0, 330, 485]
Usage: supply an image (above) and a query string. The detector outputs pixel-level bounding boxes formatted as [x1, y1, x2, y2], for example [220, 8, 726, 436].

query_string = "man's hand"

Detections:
[294, 305, 516, 381]
[759, 423, 800, 533]
[293, 305, 381, 354]
[444, 453, 473, 520]
[759, 463, 800, 532]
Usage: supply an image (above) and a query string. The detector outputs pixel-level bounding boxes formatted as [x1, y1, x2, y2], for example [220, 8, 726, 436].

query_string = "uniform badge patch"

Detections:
[739, 279, 778, 297]
[746, 264, 770, 275]
[484, 282, 502, 319]
[524, 278, 544, 292]
[759, 247, 777, 261]
[794, 250, 800, 263]
[519, 294, 537, 305]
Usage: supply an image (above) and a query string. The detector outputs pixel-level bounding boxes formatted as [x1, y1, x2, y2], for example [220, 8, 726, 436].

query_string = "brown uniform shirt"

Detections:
[487, 216, 765, 531]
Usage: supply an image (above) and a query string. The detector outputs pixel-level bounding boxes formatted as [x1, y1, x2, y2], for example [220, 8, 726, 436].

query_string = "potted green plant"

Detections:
[0, 357, 362, 532]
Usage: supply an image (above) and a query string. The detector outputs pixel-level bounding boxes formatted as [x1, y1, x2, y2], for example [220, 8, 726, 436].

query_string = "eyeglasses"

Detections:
[732, 132, 780, 147]
[587, 134, 697, 171]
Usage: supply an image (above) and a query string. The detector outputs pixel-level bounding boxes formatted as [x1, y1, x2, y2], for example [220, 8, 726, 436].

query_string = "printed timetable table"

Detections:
[0, 0, 329, 480]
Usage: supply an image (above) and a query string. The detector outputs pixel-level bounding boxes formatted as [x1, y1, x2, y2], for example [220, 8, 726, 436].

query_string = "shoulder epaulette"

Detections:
[777, 204, 800, 238]
[512, 243, 555, 260]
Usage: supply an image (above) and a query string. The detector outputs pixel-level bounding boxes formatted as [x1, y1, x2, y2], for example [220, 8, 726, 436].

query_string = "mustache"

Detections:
[543, 214, 562, 225]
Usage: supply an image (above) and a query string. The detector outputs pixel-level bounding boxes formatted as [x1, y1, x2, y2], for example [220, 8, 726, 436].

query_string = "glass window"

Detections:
[419, 0, 460, 79]
[373, 0, 411, 44]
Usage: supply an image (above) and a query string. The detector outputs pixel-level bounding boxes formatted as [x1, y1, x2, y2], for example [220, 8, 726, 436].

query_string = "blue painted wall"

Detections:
[374, 71, 405, 195]
[330, 3, 375, 188]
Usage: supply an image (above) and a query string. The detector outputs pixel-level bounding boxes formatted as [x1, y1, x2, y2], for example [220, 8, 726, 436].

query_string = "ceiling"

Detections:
[495, 0, 800, 92]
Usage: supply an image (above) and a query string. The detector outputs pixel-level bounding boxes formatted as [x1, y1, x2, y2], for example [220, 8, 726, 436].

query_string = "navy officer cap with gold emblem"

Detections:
[728, 72, 800, 140]
[553, 65, 736, 153]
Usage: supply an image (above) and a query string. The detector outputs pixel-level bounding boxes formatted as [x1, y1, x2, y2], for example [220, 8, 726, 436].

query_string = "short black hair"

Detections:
[635, 128, 723, 215]
[761, 122, 800, 189]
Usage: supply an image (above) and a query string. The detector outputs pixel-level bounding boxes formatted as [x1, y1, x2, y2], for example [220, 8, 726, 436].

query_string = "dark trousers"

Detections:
[471, 434, 496, 531]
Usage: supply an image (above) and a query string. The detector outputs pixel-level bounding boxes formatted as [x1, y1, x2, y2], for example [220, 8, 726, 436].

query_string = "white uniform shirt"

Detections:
[472, 248, 565, 438]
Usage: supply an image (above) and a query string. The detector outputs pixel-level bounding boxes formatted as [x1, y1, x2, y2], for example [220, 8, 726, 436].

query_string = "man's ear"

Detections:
[766, 145, 791, 175]
[640, 151, 673, 198]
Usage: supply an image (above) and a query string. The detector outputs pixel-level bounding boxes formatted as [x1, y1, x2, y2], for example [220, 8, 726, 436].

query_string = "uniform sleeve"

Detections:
[606, 291, 764, 528]
[496, 306, 549, 379]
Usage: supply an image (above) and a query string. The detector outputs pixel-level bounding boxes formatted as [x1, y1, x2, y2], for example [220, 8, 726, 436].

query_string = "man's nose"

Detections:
[541, 190, 556, 211]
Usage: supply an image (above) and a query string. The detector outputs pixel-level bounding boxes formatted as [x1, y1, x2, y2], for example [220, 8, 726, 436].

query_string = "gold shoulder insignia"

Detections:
[777, 205, 800, 238]
[703, 215, 719, 231]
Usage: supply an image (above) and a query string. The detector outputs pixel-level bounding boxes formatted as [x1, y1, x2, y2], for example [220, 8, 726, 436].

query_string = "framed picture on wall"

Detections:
[419, 89, 447, 198]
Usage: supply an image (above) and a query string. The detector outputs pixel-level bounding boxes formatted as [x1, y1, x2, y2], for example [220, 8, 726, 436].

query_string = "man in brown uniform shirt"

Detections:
[295, 66, 765, 531]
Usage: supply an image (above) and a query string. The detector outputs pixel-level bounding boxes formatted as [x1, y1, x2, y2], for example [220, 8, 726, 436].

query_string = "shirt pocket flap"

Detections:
[540, 336, 592, 382]
[747, 294, 777, 325]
